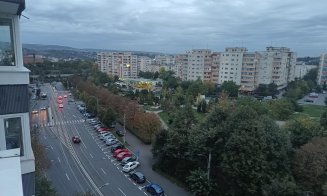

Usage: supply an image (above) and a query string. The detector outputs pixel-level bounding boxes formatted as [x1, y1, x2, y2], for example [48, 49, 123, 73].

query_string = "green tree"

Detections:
[284, 116, 323, 148]
[220, 81, 239, 97]
[186, 169, 213, 196]
[35, 176, 57, 196]
[320, 111, 327, 128]
[261, 176, 299, 196]
[101, 108, 116, 127]
[267, 99, 295, 120]
[293, 137, 327, 194]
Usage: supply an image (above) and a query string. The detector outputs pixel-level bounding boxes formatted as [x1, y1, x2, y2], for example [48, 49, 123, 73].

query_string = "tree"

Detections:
[325, 97, 327, 106]
[293, 137, 327, 194]
[186, 169, 213, 196]
[321, 111, 327, 128]
[284, 116, 323, 148]
[267, 99, 295, 120]
[303, 68, 318, 82]
[35, 176, 57, 196]
[220, 81, 239, 97]
[101, 108, 116, 127]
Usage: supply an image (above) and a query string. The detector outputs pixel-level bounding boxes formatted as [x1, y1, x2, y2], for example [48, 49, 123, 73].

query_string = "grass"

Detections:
[291, 105, 326, 120]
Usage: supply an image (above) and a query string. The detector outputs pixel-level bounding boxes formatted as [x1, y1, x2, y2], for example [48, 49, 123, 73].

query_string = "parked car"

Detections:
[111, 144, 125, 153]
[122, 161, 140, 173]
[117, 151, 133, 161]
[99, 132, 112, 139]
[72, 136, 81, 143]
[97, 127, 110, 132]
[103, 135, 116, 141]
[145, 183, 164, 196]
[129, 171, 146, 184]
[105, 139, 118, 146]
[121, 156, 137, 166]
[304, 98, 314, 103]
[114, 149, 129, 157]
[59, 104, 64, 108]
[116, 129, 125, 137]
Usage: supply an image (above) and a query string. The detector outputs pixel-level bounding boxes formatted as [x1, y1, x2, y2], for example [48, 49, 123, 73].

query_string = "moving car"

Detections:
[304, 98, 314, 103]
[57, 99, 63, 104]
[57, 96, 63, 100]
[117, 151, 133, 161]
[72, 136, 81, 143]
[129, 171, 146, 184]
[63, 95, 67, 98]
[59, 104, 64, 108]
[32, 110, 38, 114]
[145, 183, 164, 196]
[40, 107, 46, 110]
[122, 161, 140, 173]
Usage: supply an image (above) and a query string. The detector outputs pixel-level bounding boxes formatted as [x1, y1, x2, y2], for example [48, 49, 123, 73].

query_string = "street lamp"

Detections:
[197, 151, 212, 181]
[126, 64, 131, 79]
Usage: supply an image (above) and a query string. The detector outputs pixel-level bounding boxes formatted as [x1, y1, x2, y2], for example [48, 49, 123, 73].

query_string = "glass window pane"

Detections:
[0, 18, 15, 66]
[4, 117, 23, 155]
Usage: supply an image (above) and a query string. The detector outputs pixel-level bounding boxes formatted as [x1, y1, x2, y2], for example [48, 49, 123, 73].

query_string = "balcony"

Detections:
[0, 0, 25, 15]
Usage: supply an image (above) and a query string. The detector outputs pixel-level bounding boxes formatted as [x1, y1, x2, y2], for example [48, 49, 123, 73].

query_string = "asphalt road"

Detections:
[298, 92, 327, 106]
[31, 83, 154, 196]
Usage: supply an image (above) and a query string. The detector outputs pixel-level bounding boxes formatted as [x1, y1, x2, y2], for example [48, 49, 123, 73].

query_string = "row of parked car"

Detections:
[87, 118, 165, 196]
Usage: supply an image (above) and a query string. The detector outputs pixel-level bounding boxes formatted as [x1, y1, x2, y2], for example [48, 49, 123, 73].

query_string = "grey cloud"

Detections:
[20, 0, 327, 56]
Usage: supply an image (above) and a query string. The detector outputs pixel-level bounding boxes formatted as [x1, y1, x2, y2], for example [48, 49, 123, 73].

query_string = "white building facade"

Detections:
[317, 53, 327, 85]
[0, 0, 35, 195]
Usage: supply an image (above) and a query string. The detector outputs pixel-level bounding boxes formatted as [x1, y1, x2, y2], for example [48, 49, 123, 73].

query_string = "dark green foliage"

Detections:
[256, 83, 278, 97]
[186, 169, 213, 196]
[220, 81, 239, 97]
[303, 68, 318, 82]
[267, 99, 295, 120]
[139, 71, 156, 79]
[284, 116, 323, 148]
[100, 108, 116, 127]
[320, 111, 327, 128]
[35, 176, 57, 196]
[261, 176, 300, 196]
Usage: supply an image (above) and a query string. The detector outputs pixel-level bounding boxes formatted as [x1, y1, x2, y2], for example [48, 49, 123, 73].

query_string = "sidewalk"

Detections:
[123, 126, 190, 196]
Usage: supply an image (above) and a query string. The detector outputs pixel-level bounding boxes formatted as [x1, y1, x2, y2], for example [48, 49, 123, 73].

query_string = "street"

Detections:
[31, 83, 150, 196]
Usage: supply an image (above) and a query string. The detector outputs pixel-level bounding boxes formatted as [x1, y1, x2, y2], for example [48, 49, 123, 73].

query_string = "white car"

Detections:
[122, 161, 140, 173]
[105, 139, 118, 146]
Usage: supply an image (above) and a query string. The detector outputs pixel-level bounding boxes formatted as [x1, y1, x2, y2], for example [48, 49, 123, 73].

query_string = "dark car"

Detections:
[111, 144, 124, 153]
[304, 98, 314, 103]
[129, 171, 146, 184]
[72, 136, 81, 143]
[145, 183, 164, 196]
[121, 156, 137, 166]
[116, 129, 125, 137]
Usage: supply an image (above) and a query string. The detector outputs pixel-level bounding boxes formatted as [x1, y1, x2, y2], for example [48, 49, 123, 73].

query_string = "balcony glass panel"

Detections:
[4, 117, 23, 155]
[0, 18, 15, 66]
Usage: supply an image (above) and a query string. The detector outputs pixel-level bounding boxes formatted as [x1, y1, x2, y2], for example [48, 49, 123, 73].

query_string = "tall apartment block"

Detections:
[219, 47, 247, 85]
[138, 56, 152, 72]
[317, 53, 327, 85]
[257, 47, 296, 89]
[97, 52, 138, 79]
[240, 52, 260, 92]
[0, 0, 35, 195]
[184, 49, 211, 81]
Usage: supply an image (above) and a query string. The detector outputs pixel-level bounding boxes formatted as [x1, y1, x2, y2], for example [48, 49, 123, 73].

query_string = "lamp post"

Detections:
[123, 113, 126, 144]
[197, 151, 212, 181]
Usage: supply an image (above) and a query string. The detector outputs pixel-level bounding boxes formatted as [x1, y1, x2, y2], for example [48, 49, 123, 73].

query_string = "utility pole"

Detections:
[123, 113, 126, 144]
[207, 151, 211, 181]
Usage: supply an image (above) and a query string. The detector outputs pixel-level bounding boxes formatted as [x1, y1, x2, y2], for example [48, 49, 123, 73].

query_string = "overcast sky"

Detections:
[21, 0, 327, 56]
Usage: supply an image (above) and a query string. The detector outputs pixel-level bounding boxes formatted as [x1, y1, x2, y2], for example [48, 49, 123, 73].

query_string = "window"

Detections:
[0, 18, 15, 66]
[3, 117, 23, 155]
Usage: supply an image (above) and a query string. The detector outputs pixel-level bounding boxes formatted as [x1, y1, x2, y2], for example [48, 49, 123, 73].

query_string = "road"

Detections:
[30, 83, 153, 196]
[297, 92, 327, 106]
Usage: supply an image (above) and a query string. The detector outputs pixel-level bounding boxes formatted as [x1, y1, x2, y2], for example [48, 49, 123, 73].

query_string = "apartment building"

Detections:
[97, 52, 138, 79]
[257, 47, 296, 89]
[184, 49, 211, 81]
[175, 54, 187, 79]
[210, 52, 220, 84]
[317, 53, 327, 85]
[0, 0, 35, 195]
[218, 47, 247, 85]
[138, 56, 152, 72]
[240, 52, 260, 92]
[154, 55, 175, 66]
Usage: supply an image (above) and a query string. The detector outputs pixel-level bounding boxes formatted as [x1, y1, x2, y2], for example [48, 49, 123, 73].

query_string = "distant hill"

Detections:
[22, 43, 165, 60]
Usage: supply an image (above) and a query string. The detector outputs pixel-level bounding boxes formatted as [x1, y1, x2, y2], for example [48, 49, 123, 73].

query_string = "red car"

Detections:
[57, 99, 63, 104]
[97, 127, 110, 132]
[58, 96, 63, 100]
[114, 149, 129, 158]
[72, 136, 81, 143]
[117, 152, 132, 161]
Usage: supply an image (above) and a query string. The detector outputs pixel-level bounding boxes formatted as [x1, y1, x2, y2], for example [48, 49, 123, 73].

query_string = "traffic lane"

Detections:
[40, 127, 92, 195]
[66, 117, 146, 196]
[298, 93, 327, 106]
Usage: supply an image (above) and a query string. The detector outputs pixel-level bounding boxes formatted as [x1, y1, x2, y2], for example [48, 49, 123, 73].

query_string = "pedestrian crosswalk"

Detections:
[38, 119, 85, 127]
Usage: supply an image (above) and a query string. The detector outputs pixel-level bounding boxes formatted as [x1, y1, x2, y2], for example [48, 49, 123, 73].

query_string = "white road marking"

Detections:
[90, 153, 94, 158]
[118, 188, 126, 196]
[57, 157, 61, 163]
[65, 173, 70, 181]
[100, 168, 107, 175]
[50, 145, 54, 150]
[73, 115, 76, 118]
